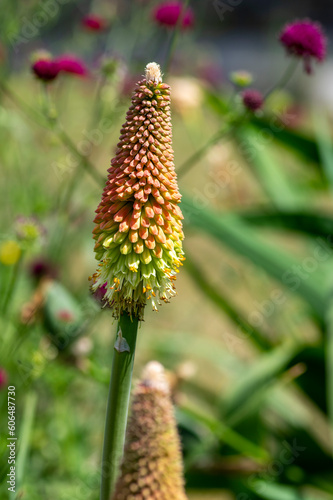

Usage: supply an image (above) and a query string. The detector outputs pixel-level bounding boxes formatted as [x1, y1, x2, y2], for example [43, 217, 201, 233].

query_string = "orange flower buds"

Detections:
[90, 63, 184, 319]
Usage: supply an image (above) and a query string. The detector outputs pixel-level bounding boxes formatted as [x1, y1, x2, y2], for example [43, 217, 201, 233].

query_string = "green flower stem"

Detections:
[16, 390, 38, 490]
[264, 59, 299, 99]
[0, 80, 103, 187]
[177, 61, 298, 180]
[56, 127, 105, 185]
[177, 128, 229, 179]
[163, 0, 190, 74]
[100, 313, 139, 500]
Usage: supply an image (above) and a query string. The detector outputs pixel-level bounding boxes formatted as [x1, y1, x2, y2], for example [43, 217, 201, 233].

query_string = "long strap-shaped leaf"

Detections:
[182, 195, 326, 316]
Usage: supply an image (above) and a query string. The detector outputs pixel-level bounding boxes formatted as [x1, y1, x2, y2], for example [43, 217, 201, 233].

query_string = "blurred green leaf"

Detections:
[179, 405, 270, 464]
[182, 195, 327, 316]
[220, 341, 300, 424]
[250, 116, 320, 165]
[325, 291, 333, 457]
[240, 210, 333, 239]
[235, 126, 303, 209]
[205, 89, 230, 116]
[250, 481, 327, 500]
[313, 110, 333, 192]
[184, 253, 272, 351]
[43, 281, 84, 350]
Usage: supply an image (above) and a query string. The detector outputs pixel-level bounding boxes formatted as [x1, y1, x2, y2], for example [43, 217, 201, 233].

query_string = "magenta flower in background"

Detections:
[0, 368, 8, 389]
[32, 59, 60, 82]
[29, 258, 57, 281]
[241, 89, 264, 111]
[153, 1, 194, 29]
[82, 14, 107, 32]
[55, 55, 88, 77]
[279, 19, 327, 73]
[93, 282, 108, 306]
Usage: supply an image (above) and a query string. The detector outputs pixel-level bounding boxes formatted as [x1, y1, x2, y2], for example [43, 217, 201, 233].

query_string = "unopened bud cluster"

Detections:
[90, 63, 184, 319]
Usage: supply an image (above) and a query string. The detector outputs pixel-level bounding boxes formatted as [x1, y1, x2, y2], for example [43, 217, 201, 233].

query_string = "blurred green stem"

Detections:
[177, 60, 298, 180]
[326, 295, 333, 456]
[185, 253, 271, 351]
[177, 115, 247, 178]
[40, 84, 104, 186]
[100, 314, 139, 500]
[16, 390, 38, 490]
[264, 59, 299, 99]
[163, 0, 190, 74]
[180, 405, 270, 464]
[1, 251, 24, 317]
[0, 80, 103, 186]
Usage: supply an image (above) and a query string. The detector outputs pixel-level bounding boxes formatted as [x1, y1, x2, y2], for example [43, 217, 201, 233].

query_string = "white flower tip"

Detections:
[140, 361, 170, 393]
[145, 62, 162, 84]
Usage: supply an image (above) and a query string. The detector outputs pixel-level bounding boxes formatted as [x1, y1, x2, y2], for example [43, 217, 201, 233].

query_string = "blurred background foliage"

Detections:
[0, 0, 333, 499]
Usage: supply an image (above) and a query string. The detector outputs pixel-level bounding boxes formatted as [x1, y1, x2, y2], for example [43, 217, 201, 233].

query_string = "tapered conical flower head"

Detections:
[91, 63, 184, 319]
[112, 361, 188, 500]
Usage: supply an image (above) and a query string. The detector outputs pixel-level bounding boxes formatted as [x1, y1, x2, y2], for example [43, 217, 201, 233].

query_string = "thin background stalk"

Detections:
[1, 251, 24, 317]
[163, 0, 190, 74]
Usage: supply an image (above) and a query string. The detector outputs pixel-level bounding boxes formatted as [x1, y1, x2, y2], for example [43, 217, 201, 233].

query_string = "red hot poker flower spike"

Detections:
[90, 63, 185, 319]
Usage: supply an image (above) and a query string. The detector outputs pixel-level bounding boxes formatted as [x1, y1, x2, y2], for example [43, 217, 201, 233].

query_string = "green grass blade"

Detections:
[313, 110, 333, 192]
[179, 405, 270, 464]
[235, 126, 302, 209]
[240, 210, 333, 239]
[182, 195, 326, 316]
[250, 481, 326, 500]
[325, 292, 333, 457]
[250, 116, 320, 165]
[220, 341, 300, 423]
[184, 252, 271, 351]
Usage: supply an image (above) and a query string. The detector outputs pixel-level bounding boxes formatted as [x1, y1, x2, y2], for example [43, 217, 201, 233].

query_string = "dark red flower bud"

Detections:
[32, 59, 60, 82]
[241, 89, 264, 111]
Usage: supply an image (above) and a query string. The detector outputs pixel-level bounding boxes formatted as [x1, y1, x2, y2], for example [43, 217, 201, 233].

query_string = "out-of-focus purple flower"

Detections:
[241, 89, 264, 111]
[29, 258, 57, 281]
[153, 1, 194, 29]
[0, 368, 8, 389]
[32, 59, 60, 82]
[93, 282, 108, 306]
[279, 19, 327, 74]
[55, 55, 88, 77]
[82, 14, 108, 32]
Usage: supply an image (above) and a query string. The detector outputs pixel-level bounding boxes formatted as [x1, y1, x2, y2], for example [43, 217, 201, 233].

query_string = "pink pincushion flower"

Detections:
[241, 89, 264, 111]
[279, 19, 327, 73]
[55, 55, 88, 77]
[82, 14, 107, 32]
[153, 1, 194, 29]
[32, 59, 60, 82]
